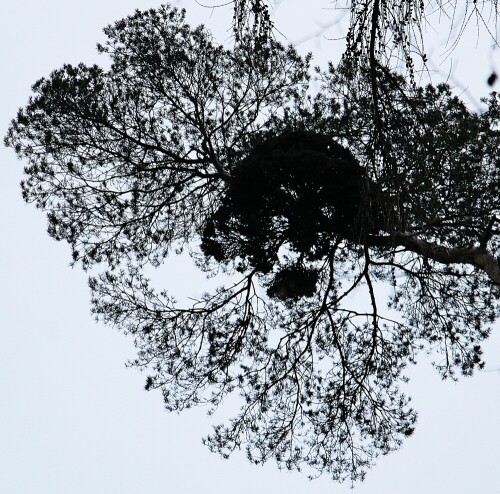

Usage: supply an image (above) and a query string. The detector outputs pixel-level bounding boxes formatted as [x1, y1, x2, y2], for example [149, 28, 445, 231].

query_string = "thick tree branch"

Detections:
[368, 232, 500, 285]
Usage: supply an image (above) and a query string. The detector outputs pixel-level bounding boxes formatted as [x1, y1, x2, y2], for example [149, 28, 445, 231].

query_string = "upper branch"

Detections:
[368, 231, 500, 285]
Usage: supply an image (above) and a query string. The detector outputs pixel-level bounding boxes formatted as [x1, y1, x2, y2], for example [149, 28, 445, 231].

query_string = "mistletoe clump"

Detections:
[201, 130, 386, 299]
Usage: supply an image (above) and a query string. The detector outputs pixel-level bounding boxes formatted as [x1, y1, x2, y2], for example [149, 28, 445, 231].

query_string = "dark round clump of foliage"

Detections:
[265, 264, 319, 300]
[201, 131, 385, 279]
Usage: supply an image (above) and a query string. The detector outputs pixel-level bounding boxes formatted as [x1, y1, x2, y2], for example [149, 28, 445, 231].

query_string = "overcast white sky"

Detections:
[1, 1, 499, 493]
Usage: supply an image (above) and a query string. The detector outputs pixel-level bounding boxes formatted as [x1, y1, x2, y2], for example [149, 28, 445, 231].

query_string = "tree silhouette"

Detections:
[231, 1, 499, 80]
[5, 4, 500, 483]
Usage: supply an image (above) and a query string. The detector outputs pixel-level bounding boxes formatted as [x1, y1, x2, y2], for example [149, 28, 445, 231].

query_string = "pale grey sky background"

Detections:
[1, 1, 499, 493]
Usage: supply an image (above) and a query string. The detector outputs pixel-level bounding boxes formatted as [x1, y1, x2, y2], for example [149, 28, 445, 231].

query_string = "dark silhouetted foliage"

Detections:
[231, 1, 499, 87]
[5, 3, 500, 484]
[266, 264, 320, 301]
[201, 130, 386, 299]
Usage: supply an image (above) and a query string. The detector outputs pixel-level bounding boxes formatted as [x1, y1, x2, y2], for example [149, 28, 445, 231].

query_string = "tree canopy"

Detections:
[5, 3, 500, 483]
[232, 1, 499, 75]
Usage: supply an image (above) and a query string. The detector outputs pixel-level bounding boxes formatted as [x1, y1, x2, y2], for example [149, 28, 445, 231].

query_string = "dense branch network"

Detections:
[232, 1, 499, 71]
[232, 1, 500, 157]
[5, 4, 500, 483]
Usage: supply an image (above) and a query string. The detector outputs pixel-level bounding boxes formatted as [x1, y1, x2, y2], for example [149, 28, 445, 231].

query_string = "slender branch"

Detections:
[369, 0, 382, 138]
[480, 216, 499, 249]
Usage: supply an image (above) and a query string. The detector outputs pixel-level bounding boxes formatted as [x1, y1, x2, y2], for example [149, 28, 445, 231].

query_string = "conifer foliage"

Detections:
[5, 3, 500, 483]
